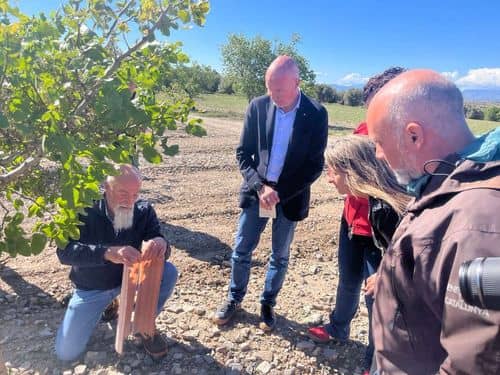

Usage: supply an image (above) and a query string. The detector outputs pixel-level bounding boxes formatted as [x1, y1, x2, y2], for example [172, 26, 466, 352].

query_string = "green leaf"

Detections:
[186, 123, 207, 137]
[142, 144, 162, 164]
[30, 232, 47, 254]
[177, 9, 190, 23]
[0, 112, 8, 128]
[13, 199, 24, 209]
[67, 225, 80, 240]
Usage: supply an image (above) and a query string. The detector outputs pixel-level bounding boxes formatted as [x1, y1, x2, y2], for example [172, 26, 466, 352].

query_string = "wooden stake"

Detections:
[115, 257, 164, 354]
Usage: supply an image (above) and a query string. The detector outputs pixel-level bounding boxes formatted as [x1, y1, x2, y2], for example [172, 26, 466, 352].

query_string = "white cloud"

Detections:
[455, 68, 500, 88]
[337, 73, 369, 86]
[441, 71, 459, 81]
[314, 71, 328, 77]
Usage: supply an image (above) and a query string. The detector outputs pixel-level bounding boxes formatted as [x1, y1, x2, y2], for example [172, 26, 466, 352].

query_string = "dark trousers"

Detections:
[326, 218, 382, 369]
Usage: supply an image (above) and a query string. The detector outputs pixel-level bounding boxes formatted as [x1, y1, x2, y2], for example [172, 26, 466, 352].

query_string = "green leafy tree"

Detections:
[314, 84, 339, 103]
[167, 62, 220, 98]
[221, 33, 315, 102]
[485, 106, 500, 122]
[465, 105, 484, 120]
[343, 88, 364, 106]
[217, 75, 235, 94]
[0, 0, 209, 257]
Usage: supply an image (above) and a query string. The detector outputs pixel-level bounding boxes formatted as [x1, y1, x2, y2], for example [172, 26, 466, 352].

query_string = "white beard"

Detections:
[112, 206, 134, 233]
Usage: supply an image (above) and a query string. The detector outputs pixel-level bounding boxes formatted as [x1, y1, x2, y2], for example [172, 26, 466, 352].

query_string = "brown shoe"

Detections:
[134, 331, 168, 360]
[101, 298, 119, 322]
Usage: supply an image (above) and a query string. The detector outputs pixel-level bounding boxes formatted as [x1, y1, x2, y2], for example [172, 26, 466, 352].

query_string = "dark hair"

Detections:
[363, 67, 406, 104]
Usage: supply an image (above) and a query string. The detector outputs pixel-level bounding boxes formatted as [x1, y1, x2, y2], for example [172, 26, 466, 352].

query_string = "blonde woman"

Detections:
[308, 135, 409, 374]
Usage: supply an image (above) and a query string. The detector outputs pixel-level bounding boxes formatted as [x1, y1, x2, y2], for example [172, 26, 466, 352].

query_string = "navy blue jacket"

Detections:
[237, 92, 328, 221]
[57, 199, 163, 290]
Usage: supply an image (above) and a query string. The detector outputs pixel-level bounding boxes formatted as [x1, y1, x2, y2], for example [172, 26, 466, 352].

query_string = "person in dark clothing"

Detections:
[367, 69, 500, 375]
[213, 56, 328, 331]
[308, 135, 409, 373]
[307, 67, 406, 374]
[55, 165, 177, 361]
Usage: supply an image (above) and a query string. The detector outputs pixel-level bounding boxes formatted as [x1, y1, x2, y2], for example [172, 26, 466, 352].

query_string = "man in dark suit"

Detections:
[213, 55, 328, 331]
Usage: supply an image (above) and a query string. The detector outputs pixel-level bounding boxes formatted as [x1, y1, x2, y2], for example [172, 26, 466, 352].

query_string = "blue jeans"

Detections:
[229, 201, 297, 307]
[55, 262, 178, 361]
[326, 218, 382, 369]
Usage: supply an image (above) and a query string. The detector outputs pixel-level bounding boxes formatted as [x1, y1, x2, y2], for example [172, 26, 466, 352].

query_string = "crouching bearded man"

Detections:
[55, 164, 178, 361]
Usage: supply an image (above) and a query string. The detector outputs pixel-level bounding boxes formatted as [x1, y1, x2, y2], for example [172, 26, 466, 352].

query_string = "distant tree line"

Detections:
[464, 104, 500, 122]
[312, 84, 364, 106]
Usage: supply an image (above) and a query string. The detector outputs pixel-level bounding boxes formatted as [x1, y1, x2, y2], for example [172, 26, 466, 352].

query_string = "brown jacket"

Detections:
[373, 157, 500, 375]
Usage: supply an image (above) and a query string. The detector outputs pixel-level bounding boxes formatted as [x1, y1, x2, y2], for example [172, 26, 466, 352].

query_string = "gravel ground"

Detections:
[0, 117, 370, 375]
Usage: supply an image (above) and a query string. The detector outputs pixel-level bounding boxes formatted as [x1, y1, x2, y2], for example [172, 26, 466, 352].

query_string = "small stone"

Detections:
[123, 365, 132, 373]
[239, 342, 251, 352]
[194, 308, 206, 316]
[256, 361, 272, 374]
[173, 353, 184, 360]
[309, 265, 320, 274]
[130, 359, 141, 368]
[304, 313, 323, 325]
[39, 327, 53, 337]
[182, 330, 199, 341]
[166, 305, 184, 314]
[84, 351, 106, 364]
[209, 327, 220, 337]
[74, 364, 87, 375]
[63, 370, 73, 375]
[296, 341, 315, 351]
[322, 348, 338, 360]
[226, 361, 243, 374]
[256, 351, 273, 362]
[284, 369, 296, 375]
[5, 293, 17, 302]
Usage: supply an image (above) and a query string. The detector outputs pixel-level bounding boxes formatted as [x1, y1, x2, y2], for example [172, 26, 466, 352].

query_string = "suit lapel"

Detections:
[266, 100, 276, 154]
[281, 93, 308, 174]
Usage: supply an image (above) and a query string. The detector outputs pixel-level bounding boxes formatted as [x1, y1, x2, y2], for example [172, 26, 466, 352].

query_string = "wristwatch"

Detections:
[253, 181, 264, 194]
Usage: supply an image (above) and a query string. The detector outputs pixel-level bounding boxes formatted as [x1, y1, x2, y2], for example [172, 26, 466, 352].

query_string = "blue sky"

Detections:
[19, 0, 500, 88]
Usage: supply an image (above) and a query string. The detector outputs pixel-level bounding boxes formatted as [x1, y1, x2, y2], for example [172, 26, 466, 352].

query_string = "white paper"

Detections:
[259, 204, 276, 219]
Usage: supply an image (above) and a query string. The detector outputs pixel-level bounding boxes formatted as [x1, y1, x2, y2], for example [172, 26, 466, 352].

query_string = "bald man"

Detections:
[367, 70, 500, 374]
[214, 56, 328, 331]
[55, 165, 178, 361]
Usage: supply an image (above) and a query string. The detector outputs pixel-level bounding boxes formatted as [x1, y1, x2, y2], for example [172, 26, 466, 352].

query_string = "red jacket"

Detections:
[342, 122, 372, 236]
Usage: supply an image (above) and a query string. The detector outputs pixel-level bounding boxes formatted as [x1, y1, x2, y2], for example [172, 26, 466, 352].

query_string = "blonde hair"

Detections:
[325, 135, 410, 214]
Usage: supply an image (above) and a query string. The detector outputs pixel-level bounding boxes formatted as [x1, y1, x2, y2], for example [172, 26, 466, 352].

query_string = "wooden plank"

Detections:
[115, 257, 164, 354]
[114, 264, 137, 355]
[132, 259, 164, 337]
[0, 348, 7, 375]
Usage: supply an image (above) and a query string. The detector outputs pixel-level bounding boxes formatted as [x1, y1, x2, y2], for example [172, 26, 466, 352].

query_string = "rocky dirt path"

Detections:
[0, 117, 370, 375]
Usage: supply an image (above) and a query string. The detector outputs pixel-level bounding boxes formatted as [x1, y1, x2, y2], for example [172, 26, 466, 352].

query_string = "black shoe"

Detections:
[213, 300, 240, 325]
[101, 298, 119, 322]
[259, 303, 276, 331]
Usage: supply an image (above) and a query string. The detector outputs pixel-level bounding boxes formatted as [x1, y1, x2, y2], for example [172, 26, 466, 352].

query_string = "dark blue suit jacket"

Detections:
[237, 92, 328, 221]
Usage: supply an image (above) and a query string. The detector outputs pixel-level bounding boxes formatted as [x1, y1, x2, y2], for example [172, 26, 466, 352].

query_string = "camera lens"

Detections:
[459, 257, 500, 311]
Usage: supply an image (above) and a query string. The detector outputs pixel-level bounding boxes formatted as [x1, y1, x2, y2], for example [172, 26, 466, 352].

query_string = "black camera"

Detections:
[459, 257, 500, 311]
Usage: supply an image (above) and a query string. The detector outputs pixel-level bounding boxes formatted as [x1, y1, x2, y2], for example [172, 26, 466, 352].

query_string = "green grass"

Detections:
[194, 93, 248, 119]
[193, 93, 499, 135]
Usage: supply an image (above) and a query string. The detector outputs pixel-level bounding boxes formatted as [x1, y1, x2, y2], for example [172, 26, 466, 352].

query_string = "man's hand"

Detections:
[258, 184, 280, 210]
[141, 237, 168, 261]
[105, 245, 141, 267]
[363, 273, 378, 296]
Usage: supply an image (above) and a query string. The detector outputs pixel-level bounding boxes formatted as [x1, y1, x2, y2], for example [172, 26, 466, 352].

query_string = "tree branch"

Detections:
[0, 153, 42, 188]
[72, 6, 172, 118]
[104, 0, 135, 46]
